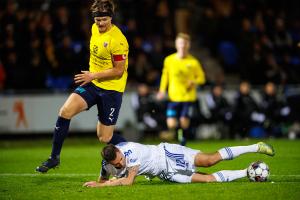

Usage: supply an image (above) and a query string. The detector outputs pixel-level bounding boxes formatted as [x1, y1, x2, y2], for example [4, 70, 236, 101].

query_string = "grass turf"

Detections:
[0, 138, 300, 200]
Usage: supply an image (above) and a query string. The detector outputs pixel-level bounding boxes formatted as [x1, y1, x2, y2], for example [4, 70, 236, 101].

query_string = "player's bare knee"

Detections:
[200, 156, 217, 167]
[167, 118, 177, 129]
[179, 118, 190, 129]
[168, 124, 177, 130]
[207, 153, 221, 166]
[98, 134, 112, 143]
[59, 106, 73, 119]
[207, 157, 216, 167]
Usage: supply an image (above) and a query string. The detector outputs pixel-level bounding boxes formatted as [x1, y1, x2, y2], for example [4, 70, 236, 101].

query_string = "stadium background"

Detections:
[0, 0, 299, 139]
[1, 1, 300, 200]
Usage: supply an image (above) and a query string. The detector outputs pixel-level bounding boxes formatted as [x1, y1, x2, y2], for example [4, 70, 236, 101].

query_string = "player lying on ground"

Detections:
[83, 141, 275, 187]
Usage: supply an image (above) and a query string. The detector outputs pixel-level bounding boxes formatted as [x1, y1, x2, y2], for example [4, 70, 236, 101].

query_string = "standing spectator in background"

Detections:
[204, 84, 233, 138]
[260, 82, 290, 137]
[233, 81, 265, 138]
[157, 33, 206, 146]
[131, 84, 166, 138]
[36, 0, 128, 173]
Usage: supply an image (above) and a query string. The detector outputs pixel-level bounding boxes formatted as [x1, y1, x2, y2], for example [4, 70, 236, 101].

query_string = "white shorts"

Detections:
[158, 143, 200, 183]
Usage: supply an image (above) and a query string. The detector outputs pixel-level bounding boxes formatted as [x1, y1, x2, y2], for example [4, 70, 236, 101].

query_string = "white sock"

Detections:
[218, 144, 258, 160]
[212, 169, 247, 182]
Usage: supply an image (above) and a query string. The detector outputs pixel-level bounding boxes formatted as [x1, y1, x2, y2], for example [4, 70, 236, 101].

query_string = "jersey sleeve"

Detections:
[110, 37, 129, 62]
[100, 160, 110, 180]
[193, 60, 206, 85]
[159, 57, 169, 93]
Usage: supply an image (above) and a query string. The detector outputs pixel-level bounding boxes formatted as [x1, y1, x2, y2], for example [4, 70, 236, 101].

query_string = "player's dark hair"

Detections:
[101, 144, 118, 162]
[91, 0, 115, 17]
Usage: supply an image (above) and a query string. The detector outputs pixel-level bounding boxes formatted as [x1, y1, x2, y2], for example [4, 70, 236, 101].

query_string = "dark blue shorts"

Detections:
[166, 102, 194, 118]
[73, 83, 123, 126]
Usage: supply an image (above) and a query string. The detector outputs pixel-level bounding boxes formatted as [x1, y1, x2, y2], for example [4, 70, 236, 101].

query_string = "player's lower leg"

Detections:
[218, 142, 275, 160]
[191, 169, 247, 183]
[212, 169, 247, 182]
[177, 128, 186, 146]
[107, 133, 127, 145]
[36, 116, 70, 173]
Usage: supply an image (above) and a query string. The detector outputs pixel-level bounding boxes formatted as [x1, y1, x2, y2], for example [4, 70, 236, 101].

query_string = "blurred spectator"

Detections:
[232, 81, 265, 138]
[0, 0, 298, 116]
[52, 6, 72, 42]
[285, 87, 300, 124]
[0, 0, 91, 91]
[237, 18, 258, 83]
[260, 82, 291, 137]
[0, 60, 6, 90]
[130, 51, 153, 84]
[264, 53, 287, 84]
[197, 1, 300, 85]
[204, 84, 233, 138]
[131, 84, 166, 138]
[28, 37, 47, 89]
[273, 17, 293, 54]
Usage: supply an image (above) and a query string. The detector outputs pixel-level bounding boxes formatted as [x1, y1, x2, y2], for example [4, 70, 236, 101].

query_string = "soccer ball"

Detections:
[247, 161, 270, 182]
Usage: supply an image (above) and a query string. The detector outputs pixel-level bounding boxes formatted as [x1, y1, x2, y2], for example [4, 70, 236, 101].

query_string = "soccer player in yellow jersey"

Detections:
[36, 0, 129, 173]
[157, 33, 205, 146]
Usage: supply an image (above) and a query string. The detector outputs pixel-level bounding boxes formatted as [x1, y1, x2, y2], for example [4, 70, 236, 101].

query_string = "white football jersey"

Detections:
[101, 142, 200, 183]
[102, 142, 166, 178]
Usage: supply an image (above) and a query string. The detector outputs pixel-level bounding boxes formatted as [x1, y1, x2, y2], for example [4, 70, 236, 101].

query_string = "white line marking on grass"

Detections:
[0, 173, 300, 177]
[270, 175, 300, 177]
[0, 173, 97, 177]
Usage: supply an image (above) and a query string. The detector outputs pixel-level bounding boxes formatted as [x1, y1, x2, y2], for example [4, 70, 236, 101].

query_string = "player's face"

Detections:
[175, 37, 190, 56]
[94, 16, 112, 33]
[110, 151, 125, 169]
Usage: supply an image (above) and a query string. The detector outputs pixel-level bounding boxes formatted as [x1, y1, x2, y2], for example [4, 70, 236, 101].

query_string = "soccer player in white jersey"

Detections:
[83, 141, 275, 187]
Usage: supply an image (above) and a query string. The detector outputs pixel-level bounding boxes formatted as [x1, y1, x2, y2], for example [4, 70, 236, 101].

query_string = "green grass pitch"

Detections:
[0, 138, 300, 200]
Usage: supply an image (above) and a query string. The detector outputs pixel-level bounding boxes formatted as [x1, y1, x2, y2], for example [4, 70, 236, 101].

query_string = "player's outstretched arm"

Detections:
[83, 165, 140, 187]
[191, 173, 216, 183]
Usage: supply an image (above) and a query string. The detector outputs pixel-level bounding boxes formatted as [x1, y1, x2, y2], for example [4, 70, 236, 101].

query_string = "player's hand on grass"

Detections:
[83, 181, 100, 187]
[74, 71, 95, 86]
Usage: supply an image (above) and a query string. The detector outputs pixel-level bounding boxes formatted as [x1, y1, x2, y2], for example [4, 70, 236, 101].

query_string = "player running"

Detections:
[156, 33, 206, 146]
[83, 141, 275, 187]
[36, 0, 128, 173]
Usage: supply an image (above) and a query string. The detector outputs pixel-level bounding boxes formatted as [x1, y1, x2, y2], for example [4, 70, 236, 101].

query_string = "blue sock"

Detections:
[51, 116, 70, 159]
[108, 133, 127, 145]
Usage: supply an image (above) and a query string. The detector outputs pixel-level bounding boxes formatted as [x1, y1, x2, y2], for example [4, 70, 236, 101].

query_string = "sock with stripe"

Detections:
[212, 169, 247, 182]
[218, 144, 258, 160]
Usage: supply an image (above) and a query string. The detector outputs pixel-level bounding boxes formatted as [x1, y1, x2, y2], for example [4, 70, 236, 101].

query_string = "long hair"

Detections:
[91, 0, 115, 16]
